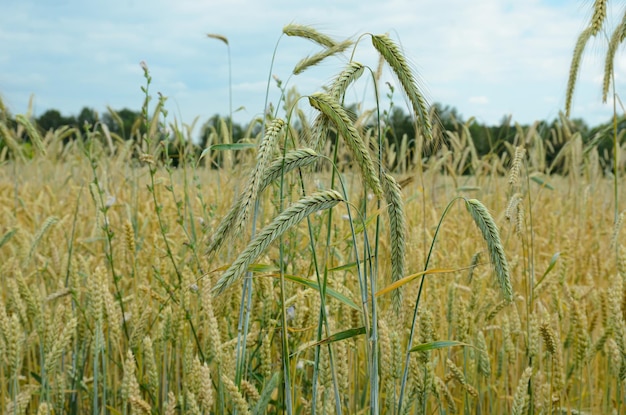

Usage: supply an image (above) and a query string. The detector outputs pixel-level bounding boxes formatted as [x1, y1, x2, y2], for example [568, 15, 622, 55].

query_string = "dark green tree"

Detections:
[37, 109, 75, 132]
[77, 107, 98, 130]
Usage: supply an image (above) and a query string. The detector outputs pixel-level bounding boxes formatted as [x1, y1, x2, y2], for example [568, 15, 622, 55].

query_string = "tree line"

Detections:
[1, 102, 623, 173]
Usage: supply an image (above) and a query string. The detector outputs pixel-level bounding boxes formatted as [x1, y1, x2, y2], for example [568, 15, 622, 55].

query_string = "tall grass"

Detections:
[0, 24, 625, 415]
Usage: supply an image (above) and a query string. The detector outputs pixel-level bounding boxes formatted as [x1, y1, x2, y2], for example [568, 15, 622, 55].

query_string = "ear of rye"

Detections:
[308, 92, 382, 197]
[236, 118, 285, 234]
[382, 171, 406, 312]
[283, 23, 337, 48]
[212, 190, 344, 296]
[371, 34, 432, 142]
[206, 148, 320, 257]
[294, 40, 353, 75]
[465, 199, 513, 302]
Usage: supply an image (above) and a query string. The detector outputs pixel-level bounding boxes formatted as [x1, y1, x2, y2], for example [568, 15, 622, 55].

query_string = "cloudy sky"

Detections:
[1, 0, 624, 136]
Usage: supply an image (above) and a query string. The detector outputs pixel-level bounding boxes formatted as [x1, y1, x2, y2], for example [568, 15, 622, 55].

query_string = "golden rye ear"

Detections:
[212, 190, 344, 296]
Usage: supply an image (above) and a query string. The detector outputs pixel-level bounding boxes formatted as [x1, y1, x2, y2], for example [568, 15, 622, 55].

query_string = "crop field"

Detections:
[1, 24, 626, 415]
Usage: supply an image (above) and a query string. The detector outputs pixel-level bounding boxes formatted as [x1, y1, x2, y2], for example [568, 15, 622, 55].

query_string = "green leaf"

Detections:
[0, 228, 16, 249]
[542, 252, 560, 279]
[254, 372, 280, 415]
[274, 273, 360, 310]
[530, 175, 554, 190]
[317, 326, 366, 345]
[198, 147, 211, 162]
[409, 340, 470, 353]
[210, 263, 359, 310]
[456, 186, 481, 192]
[294, 327, 366, 354]
[210, 263, 280, 274]
[534, 252, 560, 292]
[210, 143, 256, 151]
[375, 268, 455, 298]
[327, 256, 373, 273]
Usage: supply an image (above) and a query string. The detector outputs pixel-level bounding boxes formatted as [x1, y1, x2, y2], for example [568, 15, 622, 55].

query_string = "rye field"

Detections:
[1, 24, 626, 415]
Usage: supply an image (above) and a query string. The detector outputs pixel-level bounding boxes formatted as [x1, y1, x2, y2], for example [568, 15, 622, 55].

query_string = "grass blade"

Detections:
[375, 268, 455, 298]
[408, 340, 470, 353]
[267, 273, 359, 310]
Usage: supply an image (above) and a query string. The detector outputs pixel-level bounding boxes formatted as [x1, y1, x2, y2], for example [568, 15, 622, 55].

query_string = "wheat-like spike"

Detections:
[514, 201, 525, 239]
[44, 317, 77, 376]
[36, 402, 51, 415]
[371, 34, 432, 142]
[185, 391, 202, 415]
[512, 367, 533, 415]
[379, 319, 394, 403]
[241, 379, 261, 404]
[88, 266, 105, 325]
[446, 358, 467, 387]
[7, 277, 27, 325]
[15, 114, 46, 155]
[309, 92, 383, 196]
[465, 199, 513, 302]
[7, 313, 24, 377]
[205, 197, 243, 257]
[283, 23, 336, 48]
[201, 280, 223, 362]
[336, 338, 350, 391]
[508, 146, 525, 187]
[5, 385, 36, 415]
[603, 10, 626, 102]
[212, 190, 344, 296]
[260, 332, 272, 379]
[331, 61, 365, 99]
[566, 27, 593, 116]
[476, 331, 491, 377]
[129, 395, 152, 415]
[433, 375, 456, 414]
[142, 336, 159, 399]
[206, 148, 320, 257]
[198, 362, 214, 410]
[0, 121, 26, 161]
[26, 216, 59, 265]
[417, 307, 434, 364]
[307, 112, 330, 152]
[122, 349, 140, 403]
[124, 220, 136, 256]
[261, 148, 320, 188]
[237, 118, 285, 234]
[222, 373, 252, 415]
[0, 301, 8, 356]
[164, 391, 178, 415]
[591, 0, 608, 35]
[382, 171, 406, 312]
[15, 267, 43, 334]
[608, 338, 622, 377]
[130, 305, 151, 349]
[572, 302, 590, 367]
[505, 194, 523, 234]
[610, 211, 625, 249]
[102, 280, 122, 343]
[540, 320, 557, 355]
[207, 33, 229, 45]
[294, 40, 353, 75]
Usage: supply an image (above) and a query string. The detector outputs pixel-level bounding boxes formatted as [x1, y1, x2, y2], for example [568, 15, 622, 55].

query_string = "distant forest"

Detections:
[1, 102, 624, 173]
